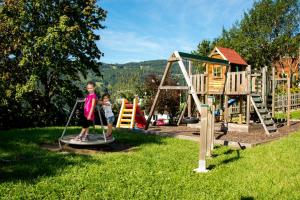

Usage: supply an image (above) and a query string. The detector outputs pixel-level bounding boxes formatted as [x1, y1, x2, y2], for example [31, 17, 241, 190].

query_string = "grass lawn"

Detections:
[275, 109, 300, 120]
[1, 127, 300, 199]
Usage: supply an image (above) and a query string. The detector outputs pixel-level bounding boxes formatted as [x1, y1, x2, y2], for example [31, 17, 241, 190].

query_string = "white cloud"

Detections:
[98, 30, 196, 63]
[97, 0, 254, 63]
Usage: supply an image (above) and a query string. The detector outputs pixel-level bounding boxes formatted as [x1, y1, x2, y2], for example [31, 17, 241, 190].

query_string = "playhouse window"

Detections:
[213, 66, 222, 78]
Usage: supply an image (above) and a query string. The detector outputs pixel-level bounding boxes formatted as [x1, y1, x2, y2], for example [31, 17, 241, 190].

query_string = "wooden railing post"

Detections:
[287, 73, 291, 126]
[246, 65, 251, 130]
[262, 66, 267, 104]
[272, 66, 275, 118]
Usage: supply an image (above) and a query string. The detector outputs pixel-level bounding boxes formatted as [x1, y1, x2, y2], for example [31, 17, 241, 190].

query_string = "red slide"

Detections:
[125, 104, 147, 129]
[135, 106, 147, 129]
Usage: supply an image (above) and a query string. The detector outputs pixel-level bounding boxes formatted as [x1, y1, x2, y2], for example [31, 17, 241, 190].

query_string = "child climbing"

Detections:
[72, 81, 97, 141]
[99, 94, 114, 139]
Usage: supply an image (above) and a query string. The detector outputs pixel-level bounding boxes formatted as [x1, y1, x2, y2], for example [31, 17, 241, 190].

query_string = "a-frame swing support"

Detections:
[145, 51, 230, 130]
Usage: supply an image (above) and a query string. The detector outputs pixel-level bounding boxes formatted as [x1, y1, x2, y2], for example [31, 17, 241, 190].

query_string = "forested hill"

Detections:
[100, 59, 168, 87]
[99, 59, 182, 97]
[101, 59, 167, 70]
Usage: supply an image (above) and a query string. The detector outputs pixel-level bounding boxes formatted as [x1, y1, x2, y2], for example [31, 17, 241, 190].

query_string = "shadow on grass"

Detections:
[208, 148, 242, 170]
[0, 140, 99, 183]
[0, 127, 165, 183]
[59, 128, 166, 153]
[240, 196, 254, 200]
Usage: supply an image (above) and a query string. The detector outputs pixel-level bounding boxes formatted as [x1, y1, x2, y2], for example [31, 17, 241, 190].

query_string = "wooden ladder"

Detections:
[116, 97, 138, 129]
[250, 93, 277, 135]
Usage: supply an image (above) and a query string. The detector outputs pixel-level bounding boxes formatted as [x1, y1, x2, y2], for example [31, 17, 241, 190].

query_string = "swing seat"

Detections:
[59, 134, 115, 146]
[182, 117, 199, 124]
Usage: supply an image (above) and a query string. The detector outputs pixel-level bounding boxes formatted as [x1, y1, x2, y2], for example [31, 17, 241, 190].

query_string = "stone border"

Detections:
[129, 128, 255, 149]
[116, 125, 299, 149]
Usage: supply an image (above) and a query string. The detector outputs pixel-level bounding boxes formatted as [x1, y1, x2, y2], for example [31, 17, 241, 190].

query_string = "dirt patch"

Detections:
[148, 121, 300, 145]
[40, 142, 139, 155]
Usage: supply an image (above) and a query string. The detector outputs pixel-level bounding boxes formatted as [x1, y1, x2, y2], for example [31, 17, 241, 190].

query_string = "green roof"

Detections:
[178, 52, 229, 65]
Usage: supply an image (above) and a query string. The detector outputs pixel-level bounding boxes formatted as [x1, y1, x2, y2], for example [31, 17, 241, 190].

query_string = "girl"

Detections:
[73, 81, 97, 141]
[99, 94, 114, 139]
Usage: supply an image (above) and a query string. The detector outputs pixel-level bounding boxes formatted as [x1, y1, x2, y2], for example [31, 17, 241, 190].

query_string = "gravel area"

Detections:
[148, 121, 300, 144]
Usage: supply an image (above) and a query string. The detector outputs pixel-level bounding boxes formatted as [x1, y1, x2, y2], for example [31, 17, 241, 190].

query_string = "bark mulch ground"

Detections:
[148, 121, 300, 145]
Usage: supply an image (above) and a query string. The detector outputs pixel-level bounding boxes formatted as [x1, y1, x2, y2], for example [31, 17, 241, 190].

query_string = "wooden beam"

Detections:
[178, 51, 230, 66]
[160, 86, 188, 90]
[145, 61, 172, 130]
[175, 51, 203, 114]
[177, 103, 187, 126]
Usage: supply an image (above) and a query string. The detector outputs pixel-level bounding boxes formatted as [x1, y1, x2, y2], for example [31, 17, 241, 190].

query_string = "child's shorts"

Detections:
[106, 116, 115, 124]
[80, 114, 93, 128]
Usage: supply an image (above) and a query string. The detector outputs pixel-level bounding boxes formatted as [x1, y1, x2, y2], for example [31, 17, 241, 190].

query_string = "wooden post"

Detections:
[145, 61, 172, 130]
[188, 61, 192, 117]
[262, 66, 267, 104]
[272, 66, 275, 118]
[177, 103, 187, 126]
[246, 65, 251, 130]
[224, 64, 230, 124]
[211, 104, 215, 150]
[207, 96, 214, 154]
[224, 95, 229, 123]
[287, 73, 291, 126]
[194, 104, 209, 173]
[238, 96, 243, 124]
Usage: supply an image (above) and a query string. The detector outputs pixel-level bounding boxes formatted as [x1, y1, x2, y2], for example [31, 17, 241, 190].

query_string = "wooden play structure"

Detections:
[117, 97, 147, 129]
[142, 46, 297, 172]
[145, 47, 293, 135]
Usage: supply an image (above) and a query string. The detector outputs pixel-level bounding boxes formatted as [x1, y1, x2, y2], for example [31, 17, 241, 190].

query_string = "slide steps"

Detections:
[116, 98, 138, 129]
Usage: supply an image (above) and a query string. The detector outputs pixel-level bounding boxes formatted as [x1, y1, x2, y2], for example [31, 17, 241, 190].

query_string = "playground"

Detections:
[1, 0, 300, 199]
[1, 127, 300, 199]
[1, 46, 300, 198]
[23, 48, 300, 169]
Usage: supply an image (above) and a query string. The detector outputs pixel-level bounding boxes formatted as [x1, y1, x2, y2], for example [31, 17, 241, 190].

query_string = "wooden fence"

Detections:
[274, 93, 300, 111]
[229, 92, 300, 115]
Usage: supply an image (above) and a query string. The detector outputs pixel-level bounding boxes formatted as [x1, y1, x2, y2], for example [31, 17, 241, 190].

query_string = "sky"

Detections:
[96, 0, 254, 64]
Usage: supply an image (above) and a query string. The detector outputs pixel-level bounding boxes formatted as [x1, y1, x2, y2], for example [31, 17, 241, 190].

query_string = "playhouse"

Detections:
[145, 47, 280, 135]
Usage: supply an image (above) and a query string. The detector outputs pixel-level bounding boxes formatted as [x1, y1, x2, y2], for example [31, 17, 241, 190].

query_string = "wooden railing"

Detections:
[225, 71, 248, 94]
[190, 74, 207, 94]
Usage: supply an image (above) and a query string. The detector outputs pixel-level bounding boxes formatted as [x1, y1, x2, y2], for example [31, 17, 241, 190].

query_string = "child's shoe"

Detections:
[71, 134, 83, 141]
[81, 134, 89, 141]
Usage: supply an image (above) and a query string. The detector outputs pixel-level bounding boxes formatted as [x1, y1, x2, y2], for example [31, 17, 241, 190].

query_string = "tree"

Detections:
[0, 0, 106, 128]
[141, 74, 180, 119]
[192, 39, 214, 56]
[194, 0, 300, 69]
